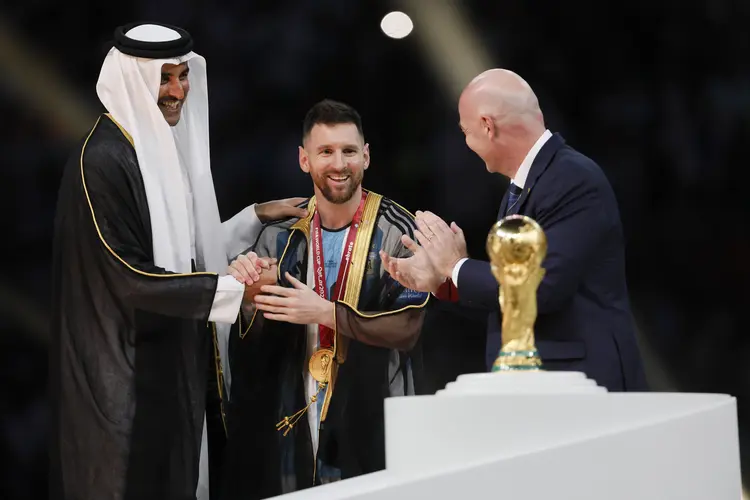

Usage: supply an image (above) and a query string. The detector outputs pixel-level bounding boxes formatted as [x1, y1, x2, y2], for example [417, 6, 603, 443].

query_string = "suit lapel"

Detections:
[507, 132, 566, 216]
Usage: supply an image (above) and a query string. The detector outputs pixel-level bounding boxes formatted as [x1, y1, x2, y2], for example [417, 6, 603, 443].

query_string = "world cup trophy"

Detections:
[486, 215, 547, 371]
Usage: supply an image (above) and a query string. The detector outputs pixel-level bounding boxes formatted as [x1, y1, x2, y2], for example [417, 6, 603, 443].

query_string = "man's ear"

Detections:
[363, 143, 370, 170]
[299, 146, 310, 174]
[480, 116, 495, 139]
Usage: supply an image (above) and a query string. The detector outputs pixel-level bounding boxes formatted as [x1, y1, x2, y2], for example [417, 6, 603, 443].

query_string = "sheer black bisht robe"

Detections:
[50, 115, 226, 500]
[220, 194, 431, 500]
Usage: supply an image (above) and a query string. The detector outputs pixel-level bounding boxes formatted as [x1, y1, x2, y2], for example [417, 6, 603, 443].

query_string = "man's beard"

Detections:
[158, 97, 184, 126]
[313, 169, 363, 204]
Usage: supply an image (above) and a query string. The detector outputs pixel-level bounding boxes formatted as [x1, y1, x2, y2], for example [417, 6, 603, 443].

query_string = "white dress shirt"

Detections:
[451, 129, 553, 287]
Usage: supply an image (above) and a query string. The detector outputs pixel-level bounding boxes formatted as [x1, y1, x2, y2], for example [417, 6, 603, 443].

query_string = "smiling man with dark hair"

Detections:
[220, 99, 432, 499]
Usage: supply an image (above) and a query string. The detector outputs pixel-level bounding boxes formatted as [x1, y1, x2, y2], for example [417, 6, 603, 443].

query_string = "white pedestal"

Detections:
[438, 370, 607, 394]
[271, 372, 742, 499]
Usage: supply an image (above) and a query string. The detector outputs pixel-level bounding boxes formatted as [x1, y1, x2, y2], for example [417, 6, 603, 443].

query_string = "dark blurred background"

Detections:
[1, 0, 749, 498]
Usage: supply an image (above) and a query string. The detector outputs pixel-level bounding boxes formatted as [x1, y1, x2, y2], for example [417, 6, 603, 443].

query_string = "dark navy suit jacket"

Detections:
[457, 133, 647, 391]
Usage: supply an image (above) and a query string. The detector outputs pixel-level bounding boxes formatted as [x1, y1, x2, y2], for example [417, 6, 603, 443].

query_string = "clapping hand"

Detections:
[380, 210, 468, 293]
[413, 211, 468, 279]
[380, 235, 444, 294]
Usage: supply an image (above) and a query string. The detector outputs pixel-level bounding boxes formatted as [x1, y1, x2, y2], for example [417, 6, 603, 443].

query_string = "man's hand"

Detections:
[255, 197, 308, 223]
[255, 272, 335, 328]
[228, 252, 278, 304]
[228, 252, 277, 284]
[380, 235, 444, 294]
[414, 210, 468, 279]
[243, 265, 278, 303]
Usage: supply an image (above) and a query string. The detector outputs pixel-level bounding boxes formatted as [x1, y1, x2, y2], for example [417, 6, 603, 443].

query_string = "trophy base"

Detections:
[491, 349, 543, 371]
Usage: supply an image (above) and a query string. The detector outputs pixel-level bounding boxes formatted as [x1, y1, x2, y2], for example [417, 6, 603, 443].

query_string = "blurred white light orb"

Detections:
[380, 11, 413, 39]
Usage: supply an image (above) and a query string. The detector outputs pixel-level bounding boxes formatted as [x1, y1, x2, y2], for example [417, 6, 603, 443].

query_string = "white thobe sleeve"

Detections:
[208, 275, 245, 324]
[222, 204, 263, 259]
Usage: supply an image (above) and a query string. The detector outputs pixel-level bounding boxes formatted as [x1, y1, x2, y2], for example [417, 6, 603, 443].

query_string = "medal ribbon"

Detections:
[310, 192, 367, 350]
[275, 191, 368, 437]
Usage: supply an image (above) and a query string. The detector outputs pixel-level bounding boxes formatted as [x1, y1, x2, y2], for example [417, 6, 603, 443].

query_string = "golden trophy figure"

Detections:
[486, 214, 547, 371]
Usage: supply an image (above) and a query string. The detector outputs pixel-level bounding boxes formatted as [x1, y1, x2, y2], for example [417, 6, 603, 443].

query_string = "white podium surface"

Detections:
[271, 372, 741, 500]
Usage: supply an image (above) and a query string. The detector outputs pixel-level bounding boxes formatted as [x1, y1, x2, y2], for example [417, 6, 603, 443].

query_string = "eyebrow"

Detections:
[317, 143, 360, 151]
[162, 65, 190, 78]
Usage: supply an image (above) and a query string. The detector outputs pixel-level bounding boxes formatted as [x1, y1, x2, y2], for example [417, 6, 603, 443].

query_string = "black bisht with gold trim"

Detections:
[220, 193, 430, 499]
[49, 114, 222, 500]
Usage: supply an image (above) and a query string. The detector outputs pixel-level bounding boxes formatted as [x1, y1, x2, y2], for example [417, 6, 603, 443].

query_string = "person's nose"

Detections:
[167, 78, 185, 100]
[332, 151, 347, 171]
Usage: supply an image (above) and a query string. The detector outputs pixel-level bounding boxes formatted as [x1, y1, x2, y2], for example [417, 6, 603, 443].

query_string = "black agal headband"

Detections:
[113, 22, 194, 58]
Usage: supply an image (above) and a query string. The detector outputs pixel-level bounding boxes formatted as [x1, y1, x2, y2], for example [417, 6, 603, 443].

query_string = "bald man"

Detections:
[382, 69, 647, 392]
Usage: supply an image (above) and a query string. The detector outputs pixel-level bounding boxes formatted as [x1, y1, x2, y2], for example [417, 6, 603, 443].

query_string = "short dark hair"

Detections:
[302, 99, 364, 143]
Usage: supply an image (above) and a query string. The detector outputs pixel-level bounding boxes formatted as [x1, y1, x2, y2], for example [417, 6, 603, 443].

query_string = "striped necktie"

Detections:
[505, 183, 523, 215]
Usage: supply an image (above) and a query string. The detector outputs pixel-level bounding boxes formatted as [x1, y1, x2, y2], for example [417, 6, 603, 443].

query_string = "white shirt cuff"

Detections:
[451, 258, 469, 288]
[208, 275, 245, 324]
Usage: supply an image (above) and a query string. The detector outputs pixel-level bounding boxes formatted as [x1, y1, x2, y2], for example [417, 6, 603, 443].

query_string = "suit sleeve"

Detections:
[455, 258, 500, 310]
[457, 171, 608, 315]
[82, 140, 221, 321]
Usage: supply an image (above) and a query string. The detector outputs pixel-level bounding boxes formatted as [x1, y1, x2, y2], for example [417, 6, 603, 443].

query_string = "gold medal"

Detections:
[309, 348, 334, 383]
